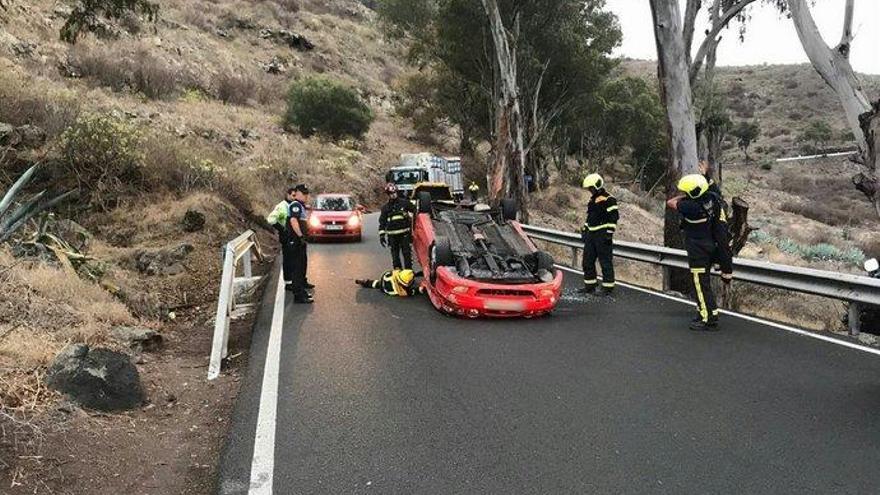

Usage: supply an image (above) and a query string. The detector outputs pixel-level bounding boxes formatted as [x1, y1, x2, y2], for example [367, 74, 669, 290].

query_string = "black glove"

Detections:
[379, 233, 387, 248]
[721, 273, 733, 285]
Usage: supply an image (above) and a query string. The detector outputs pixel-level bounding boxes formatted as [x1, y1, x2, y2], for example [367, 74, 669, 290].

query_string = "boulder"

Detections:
[182, 209, 206, 233]
[259, 28, 314, 51]
[46, 344, 144, 412]
[112, 326, 163, 352]
[0, 122, 19, 147]
[131, 243, 194, 276]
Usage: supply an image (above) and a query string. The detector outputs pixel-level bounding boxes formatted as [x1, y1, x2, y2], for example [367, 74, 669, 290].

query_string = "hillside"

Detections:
[0, 1, 426, 493]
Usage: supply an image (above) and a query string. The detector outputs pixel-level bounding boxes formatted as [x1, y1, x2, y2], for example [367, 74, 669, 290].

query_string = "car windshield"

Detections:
[315, 196, 354, 211]
[390, 169, 426, 185]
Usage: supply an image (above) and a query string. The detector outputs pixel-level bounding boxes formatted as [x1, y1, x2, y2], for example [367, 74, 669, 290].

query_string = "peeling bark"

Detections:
[789, 0, 878, 214]
[729, 197, 755, 256]
[651, 0, 700, 292]
[481, 0, 529, 221]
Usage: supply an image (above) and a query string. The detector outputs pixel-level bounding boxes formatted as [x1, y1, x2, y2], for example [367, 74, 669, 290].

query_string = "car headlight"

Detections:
[308, 216, 321, 228]
[347, 215, 361, 227]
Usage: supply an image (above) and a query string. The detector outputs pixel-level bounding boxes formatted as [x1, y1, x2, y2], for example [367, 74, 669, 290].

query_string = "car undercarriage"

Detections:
[430, 208, 555, 284]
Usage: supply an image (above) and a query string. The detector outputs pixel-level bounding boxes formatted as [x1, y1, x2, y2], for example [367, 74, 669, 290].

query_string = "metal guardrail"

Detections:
[208, 230, 264, 380]
[521, 224, 880, 335]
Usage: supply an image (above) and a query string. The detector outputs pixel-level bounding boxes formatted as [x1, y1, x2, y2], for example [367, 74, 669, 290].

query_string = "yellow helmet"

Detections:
[582, 173, 603, 190]
[395, 269, 415, 287]
[677, 174, 709, 199]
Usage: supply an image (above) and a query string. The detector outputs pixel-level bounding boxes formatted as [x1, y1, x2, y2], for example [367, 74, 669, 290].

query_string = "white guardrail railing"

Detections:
[521, 224, 880, 336]
[208, 230, 264, 380]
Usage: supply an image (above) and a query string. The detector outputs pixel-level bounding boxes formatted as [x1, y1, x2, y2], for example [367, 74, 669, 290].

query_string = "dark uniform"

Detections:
[677, 191, 733, 325]
[581, 188, 619, 293]
[286, 199, 309, 299]
[379, 197, 417, 270]
[356, 270, 425, 297]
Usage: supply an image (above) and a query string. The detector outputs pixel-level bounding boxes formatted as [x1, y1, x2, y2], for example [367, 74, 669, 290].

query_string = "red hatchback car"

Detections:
[307, 194, 364, 242]
[412, 184, 563, 318]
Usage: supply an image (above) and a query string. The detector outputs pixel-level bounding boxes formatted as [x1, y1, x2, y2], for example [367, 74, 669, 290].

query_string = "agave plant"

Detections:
[0, 165, 77, 244]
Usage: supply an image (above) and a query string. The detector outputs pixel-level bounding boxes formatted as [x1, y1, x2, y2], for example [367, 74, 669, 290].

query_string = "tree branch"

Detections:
[683, 0, 702, 63]
[689, 0, 759, 84]
[836, 0, 854, 57]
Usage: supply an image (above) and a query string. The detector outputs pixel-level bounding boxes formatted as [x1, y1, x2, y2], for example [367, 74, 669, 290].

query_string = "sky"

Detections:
[605, 0, 880, 74]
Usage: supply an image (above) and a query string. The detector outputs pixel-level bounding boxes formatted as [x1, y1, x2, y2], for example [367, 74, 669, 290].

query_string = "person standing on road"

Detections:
[379, 183, 416, 270]
[667, 174, 734, 331]
[287, 184, 314, 304]
[579, 173, 619, 295]
[468, 181, 480, 202]
[267, 188, 296, 291]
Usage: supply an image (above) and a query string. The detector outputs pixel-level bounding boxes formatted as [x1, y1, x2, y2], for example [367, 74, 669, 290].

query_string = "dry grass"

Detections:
[69, 43, 185, 100]
[0, 249, 134, 372]
[0, 63, 81, 139]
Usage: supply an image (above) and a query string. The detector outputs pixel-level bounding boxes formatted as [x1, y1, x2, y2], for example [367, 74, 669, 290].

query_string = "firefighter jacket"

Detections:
[677, 191, 733, 273]
[582, 188, 619, 236]
[366, 270, 425, 297]
[379, 197, 416, 236]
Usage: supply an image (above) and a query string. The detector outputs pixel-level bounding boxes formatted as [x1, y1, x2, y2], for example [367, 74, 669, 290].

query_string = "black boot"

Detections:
[689, 316, 719, 331]
[293, 293, 314, 304]
[304, 281, 315, 290]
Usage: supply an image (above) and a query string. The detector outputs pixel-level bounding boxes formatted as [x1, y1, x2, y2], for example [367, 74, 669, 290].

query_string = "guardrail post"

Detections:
[570, 247, 579, 269]
[243, 249, 253, 278]
[662, 267, 672, 292]
[848, 303, 861, 337]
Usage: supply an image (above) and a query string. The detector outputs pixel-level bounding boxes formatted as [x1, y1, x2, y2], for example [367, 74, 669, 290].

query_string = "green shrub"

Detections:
[759, 159, 773, 171]
[749, 231, 865, 265]
[283, 77, 374, 140]
[61, 113, 144, 210]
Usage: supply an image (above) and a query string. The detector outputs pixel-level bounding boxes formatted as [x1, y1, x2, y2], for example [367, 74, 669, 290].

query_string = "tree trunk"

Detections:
[481, 0, 529, 221]
[651, 0, 700, 292]
[857, 100, 880, 215]
[789, 0, 878, 213]
[728, 197, 754, 255]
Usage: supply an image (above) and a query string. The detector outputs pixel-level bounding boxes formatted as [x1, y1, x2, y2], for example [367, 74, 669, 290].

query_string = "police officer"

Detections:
[468, 181, 480, 202]
[379, 183, 416, 270]
[287, 184, 314, 303]
[355, 269, 425, 297]
[267, 188, 295, 290]
[667, 174, 734, 331]
[579, 173, 619, 295]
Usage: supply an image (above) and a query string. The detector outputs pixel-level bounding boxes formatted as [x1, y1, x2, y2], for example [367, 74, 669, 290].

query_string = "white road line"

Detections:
[249, 272, 286, 494]
[556, 265, 880, 357]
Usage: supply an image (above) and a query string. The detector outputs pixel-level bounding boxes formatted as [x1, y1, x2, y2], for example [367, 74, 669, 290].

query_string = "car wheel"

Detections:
[429, 240, 454, 285]
[417, 191, 433, 214]
[501, 199, 518, 221]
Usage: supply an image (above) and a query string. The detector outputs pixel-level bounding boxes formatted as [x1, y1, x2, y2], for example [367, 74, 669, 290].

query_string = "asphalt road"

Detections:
[219, 214, 880, 494]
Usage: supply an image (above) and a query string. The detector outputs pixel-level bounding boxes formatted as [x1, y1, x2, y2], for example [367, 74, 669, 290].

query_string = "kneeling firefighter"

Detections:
[379, 183, 417, 270]
[667, 174, 734, 331]
[580, 173, 619, 295]
[356, 269, 425, 297]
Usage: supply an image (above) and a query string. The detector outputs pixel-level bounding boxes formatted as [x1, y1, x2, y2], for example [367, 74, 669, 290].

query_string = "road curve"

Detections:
[219, 214, 880, 494]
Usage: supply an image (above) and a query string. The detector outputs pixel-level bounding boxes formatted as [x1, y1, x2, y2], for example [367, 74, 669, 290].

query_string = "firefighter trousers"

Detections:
[685, 237, 719, 323]
[388, 232, 413, 270]
[583, 232, 615, 290]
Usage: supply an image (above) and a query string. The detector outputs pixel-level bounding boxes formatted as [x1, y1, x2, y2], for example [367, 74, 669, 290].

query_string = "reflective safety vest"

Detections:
[266, 200, 289, 226]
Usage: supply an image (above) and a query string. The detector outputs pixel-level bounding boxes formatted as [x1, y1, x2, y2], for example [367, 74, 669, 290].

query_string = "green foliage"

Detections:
[798, 119, 834, 154]
[0, 165, 77, 244]
[61, 0, 159, 43]
[61, 113, 144, 209]
[731, 120, 761, 159]
[378, 0, 622, 172]
[750, 230, 865, 265]
[759, 158, 773, 171]
[284, 77, 374, 141]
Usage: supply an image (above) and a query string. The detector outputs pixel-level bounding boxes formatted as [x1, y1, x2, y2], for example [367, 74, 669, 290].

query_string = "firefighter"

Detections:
[287, 184, 314, 303]
[667, 174, 734, 331]
[468, 181, 480, 202]
[355, 269, 426, 297]
[379, 183, 417, 270]
[579, 173, 619, 295]
[267, 188, 295, 290]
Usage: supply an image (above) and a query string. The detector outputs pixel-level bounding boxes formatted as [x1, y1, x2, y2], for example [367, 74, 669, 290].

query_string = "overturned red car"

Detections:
[412, 184, 563, 318]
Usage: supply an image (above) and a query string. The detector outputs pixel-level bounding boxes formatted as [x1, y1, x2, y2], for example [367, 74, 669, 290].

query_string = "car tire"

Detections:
[430, 240, 455, 284]
[417, 191, 433, 214]
[535, 251, 555, 272]
[501, 199, 518, 221]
